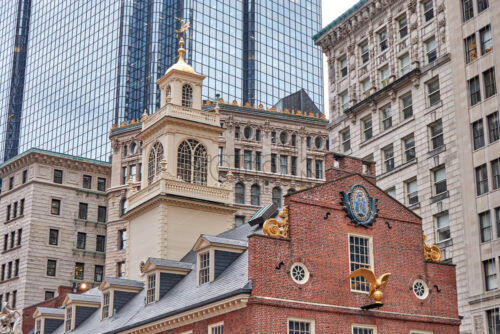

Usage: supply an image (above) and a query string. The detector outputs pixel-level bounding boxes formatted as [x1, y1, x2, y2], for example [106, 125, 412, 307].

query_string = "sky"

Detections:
[321, 0, 359, 116]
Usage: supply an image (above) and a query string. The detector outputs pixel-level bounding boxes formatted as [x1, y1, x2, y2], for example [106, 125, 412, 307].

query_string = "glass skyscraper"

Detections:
[0, 0, 323, 162]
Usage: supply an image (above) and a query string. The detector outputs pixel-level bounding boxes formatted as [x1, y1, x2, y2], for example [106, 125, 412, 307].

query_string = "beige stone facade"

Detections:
[0, 149, 110, 311]
[315, 0, 499, 332]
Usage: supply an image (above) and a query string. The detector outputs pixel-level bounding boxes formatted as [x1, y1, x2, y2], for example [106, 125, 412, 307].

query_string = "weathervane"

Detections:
[174, 18, 190, 63]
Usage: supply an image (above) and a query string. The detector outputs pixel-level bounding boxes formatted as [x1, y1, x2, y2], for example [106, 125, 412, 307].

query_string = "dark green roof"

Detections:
[313, 0, 368, 42]
[0, 148, 111, 169]
[110, 122, 142, 134]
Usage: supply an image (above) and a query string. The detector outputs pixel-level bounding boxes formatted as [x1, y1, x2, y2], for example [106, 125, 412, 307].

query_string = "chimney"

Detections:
[325, 152, 376, 182]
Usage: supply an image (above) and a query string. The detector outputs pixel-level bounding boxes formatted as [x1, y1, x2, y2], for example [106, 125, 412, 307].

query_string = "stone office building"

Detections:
[0, 149, 110, 311]
[314, 0, 500, 332]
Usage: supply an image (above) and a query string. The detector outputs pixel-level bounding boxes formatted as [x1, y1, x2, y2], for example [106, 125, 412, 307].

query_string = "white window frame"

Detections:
[362, 116, 373, 142]
[340, 128, 351, 153]
[101, 291, 111, 319]
[425, 36, 437, 63]
[410, 331, 433, 334]
[360, 41, 370, 64]
[397, 14, 408, 39]
[378, 28, 388, 52]
[352, 324, 377, 334]
[288, 317, 315, 334]
[379, 66, 390, 87]
[146, 273, 156, 304]
[406, 178, 418, 206]
[426, 77, 441, 107]
[348, 233, 374, 293]
[198, 251, 210, 285]
[380, 105, 392, 131]
[361, 78, 371, 98]
[400, 93, 413, 119]
[65, 305, 73, 333]
[208, 321, 224, 334]
[400, 53, 410, 75]
[340, 56, 348, 78]
[435, 212, 450, 242]
[340, 91, 349, 111]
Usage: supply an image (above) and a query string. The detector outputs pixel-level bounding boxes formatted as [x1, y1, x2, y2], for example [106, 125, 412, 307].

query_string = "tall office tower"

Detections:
[0, 0, 323, 162]
[315, 0, 500, 332]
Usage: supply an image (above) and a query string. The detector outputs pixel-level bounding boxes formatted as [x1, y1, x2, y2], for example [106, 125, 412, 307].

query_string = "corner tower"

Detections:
[123, 36, 235, 280]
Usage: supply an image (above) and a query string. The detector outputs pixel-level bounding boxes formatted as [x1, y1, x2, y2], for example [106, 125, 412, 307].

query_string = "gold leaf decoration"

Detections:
[263, 206, 289, 239]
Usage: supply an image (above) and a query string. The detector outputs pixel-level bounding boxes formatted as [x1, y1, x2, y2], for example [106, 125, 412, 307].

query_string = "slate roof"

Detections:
[36, 307, 65, 316]
[148, 258, 194, 270]
[65, 292, 101, 304]
[50, 223, 262, 334]
[200, 234, 248, 248]
[103, 277, 144, 289]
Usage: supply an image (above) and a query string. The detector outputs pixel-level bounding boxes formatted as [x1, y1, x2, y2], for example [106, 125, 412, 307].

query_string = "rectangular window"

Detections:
[17, 228, 22, 246]
[465, 34, 478, 63]
[484, 68, 497, 99]
[360, 41, 369, 64]
[12, 291, 16, 308]
[306, 137, 312, 149]
[1, 264, 4, 281]
[209, 323, 224, 334]
[45, 291, 54, 300]
[102, 292, 110, 319]
[362, 116, 373, 142]
[476, 164, 489, 195]
[401, 93, 413, 120]
[121, 166, 127, 185]
[478, 0, 489, 12]
[307, 159, 313, 178]
[3, 234, 7, 251]
[340, 57, 348, 78]
[280, 155, 288, 175]
[119, 229, 127, 250]
[380, 105, 392, 130]
[49, 229, 59, 245]
[383, 146, 394, 173]
[488, 112, 500, 143]
[353, 325, 376, 334]
[291, 134, 297, 147]
[423, 0, 434, 21]
[436, 213, 450, 242]
[473, 119, 485, 149]
[97, 177, 106, 191]
[255, 129, 261, 141]
[7, 261, 12, 279]
[340, 91, 349, 111]
[291, 157, 297, 176]
[12, 202, 17, 219]
[429, 120, 444, 150]
[77, 232, 86, 249]
[492, 158, 500, 189]
[255, 152, 262, 171]
[218, 147, 223, 166]
[398, 15, 408, 39]
[51, 199, 60, 215]
[234, 148, 240, 168]
[427, 78, 441, 107]
[117, 261, 125, 278]
[35, 319, 41, 334]
[462, 0, 474, 21]
[19, 199, 24, 216]
[6, 205, 10, 221]
[244, 150, 252, 170]
[378, 29, 388, 52]
[288, 320, 313, 334]
[468, 75, 482, 106]
[98, 206, 107, 223]
[403, 135, 416, 162]
[96, 235, 106, 252]
[235, 215, 245, 227]
[234, 126, 240, 139]
[138, 163, 142, 182]
[74, 262, 84, 280]
[487, 308, 500, 333]
[341, 128, 351, 152]
[22, 170, 27, 184]
[484, 259, 498, 291]
[379, 66, 390, 87]
[480, 211, 492, 242]
[199, 252, 210, 285]
[425, 36, 437, 63]
[10, 231, 14, 249]
[400, 53, 410, 75]
[480, 25, 492, 55]
[83, 175, 92, 189]
[78, 203, 88, 220]
[315, 160, 323, 179]
[271, 131, 277, 144]
[47, 259, 57, 276]
[65, 307, 72, 332]
[147, 274, 156, 304]
[497, 208, 500, 239]
[349, 235, 372, 292]
[14, 260, 18, 277]
[433, 167, 447, 195]
[8, 177, 13, 190]
[129, 165, 136, 182]
[271, 154, 277, 173]
[406, 179, 418, 205]
[53, 169, 63, 184]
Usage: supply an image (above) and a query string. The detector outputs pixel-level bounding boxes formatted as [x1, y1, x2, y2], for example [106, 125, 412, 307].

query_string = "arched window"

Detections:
[280, 131, 288, 145]
[123, 145, 128, 157]
[272, 187, 282, 209]
[251, 184, 260, 206]
[177, 139, 208, 185]
[130, 142, 137, 154]
[182, 84, 193, 107]
[315, 137, 323, 149]
[120, 198, 128, 216]
[287, 188, 296, 195]
[235, 183, 245, 204]
[148, 142, 164, 185]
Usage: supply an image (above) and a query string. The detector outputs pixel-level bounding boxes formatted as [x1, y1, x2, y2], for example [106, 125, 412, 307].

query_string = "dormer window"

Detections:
[182, 84, 193, 107]
[146, 274, 156, 304]
[102, 292, 110, 319]
[65, 307, 72, 332]
[199, 252, 210, 285]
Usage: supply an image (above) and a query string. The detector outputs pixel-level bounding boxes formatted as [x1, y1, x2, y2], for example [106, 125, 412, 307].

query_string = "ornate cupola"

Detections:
[122, 21, 236, 280]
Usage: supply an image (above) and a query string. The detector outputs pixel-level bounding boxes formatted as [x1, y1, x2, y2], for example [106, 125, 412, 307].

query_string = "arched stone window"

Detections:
[235, 182, 245, 204]
[272, 187, 282, 209]
[182, 84, 193, 107]
[148, 142, 164, 185]
[177, 139, 208, 185]
[251, 184, 260, 206]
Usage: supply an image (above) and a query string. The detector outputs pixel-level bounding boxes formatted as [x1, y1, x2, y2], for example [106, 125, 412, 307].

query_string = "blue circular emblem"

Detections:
[340, 185, 378, 227]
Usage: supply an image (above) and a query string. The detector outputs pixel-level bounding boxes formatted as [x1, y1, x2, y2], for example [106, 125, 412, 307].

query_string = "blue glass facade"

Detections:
[0, 0, 323, 162]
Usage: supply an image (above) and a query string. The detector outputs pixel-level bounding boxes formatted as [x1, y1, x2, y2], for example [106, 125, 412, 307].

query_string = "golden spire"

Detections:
[166, 18, 195, 74]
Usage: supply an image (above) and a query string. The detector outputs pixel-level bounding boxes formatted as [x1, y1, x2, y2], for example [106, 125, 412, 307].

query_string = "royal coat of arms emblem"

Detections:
[340, 185, 378, 227]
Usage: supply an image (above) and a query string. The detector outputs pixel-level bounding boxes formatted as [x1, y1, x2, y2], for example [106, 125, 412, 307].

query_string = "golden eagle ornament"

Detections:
[348, 268, 391, 303]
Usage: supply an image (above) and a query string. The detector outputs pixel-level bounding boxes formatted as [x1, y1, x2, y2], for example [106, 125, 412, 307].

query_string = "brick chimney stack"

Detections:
[324, 152, 376, 182]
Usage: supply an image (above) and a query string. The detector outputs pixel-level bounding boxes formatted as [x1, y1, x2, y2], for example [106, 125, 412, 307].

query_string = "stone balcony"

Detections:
[143, 103, 220, 131]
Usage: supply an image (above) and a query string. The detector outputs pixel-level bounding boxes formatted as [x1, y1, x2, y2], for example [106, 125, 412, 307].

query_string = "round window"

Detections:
[412, 279, 429, 299]
[290, 262, 309, 285]
[280, 132, 288, 145]
[244, 126, 252, 139]
[315, 137, 322, 149]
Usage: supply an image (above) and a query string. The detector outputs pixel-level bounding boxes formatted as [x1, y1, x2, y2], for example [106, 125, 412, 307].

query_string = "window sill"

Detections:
[0, 276, 19, 285]
[4, 214, 25, 225]
[74, 218, 107, 227]
[436, 238, 453, 249]
[1, 245, 21, 254]
[424, 100, 442, 115]
[408, 202, 420, 210]
[359, 115, 416, 149]
[430, 191, 449, 203]
[72, 248, 105, 257]
[427, 145, 446, 158]
[77, 188, 107, 197]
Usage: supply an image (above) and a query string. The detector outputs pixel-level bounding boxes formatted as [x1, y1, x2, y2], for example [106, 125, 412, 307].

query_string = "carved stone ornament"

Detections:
[139, 261, 146, 275]
[340, 185, 378, 228]
[263, 206, 289, 239]
[408, 0, 417, 13]
[0, 302, 22, 334]
[423, 234, 442, 262]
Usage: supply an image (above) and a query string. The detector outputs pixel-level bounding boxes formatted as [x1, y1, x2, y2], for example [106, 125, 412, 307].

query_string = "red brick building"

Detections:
[35, 153, 460, 334]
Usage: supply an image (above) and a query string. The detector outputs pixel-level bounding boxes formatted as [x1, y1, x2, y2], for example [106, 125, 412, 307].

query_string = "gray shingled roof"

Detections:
[104, 277, 144, 289]
[200, 234, 248, 248]
[50, 223, 261, 334]
[36, 307, 65, 316]
[66, 292, 101, 304]
[148, 258, 193, 270]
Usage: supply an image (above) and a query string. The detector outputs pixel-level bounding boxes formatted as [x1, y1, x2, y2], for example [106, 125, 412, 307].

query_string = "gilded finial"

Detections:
[175, 18, 190, 64]
[263, 206, 289, 239]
